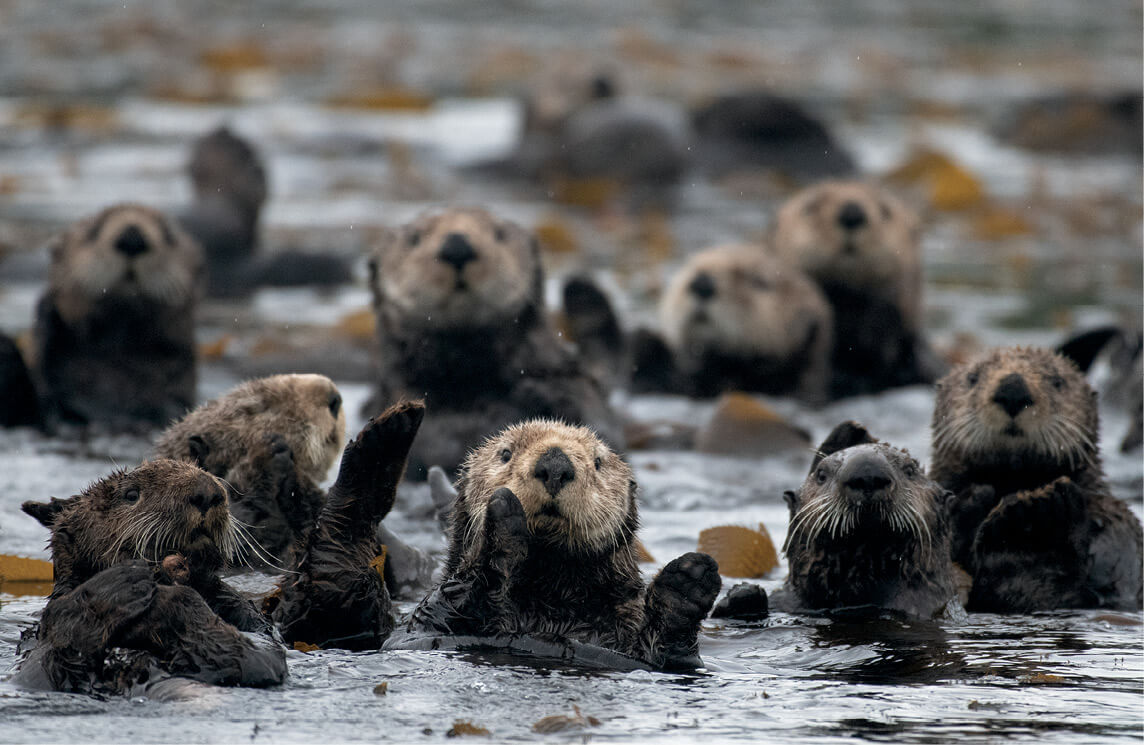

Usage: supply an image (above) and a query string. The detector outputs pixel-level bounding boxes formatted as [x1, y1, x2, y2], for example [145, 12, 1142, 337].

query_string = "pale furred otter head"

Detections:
[769, 181, 921, 326]
[188, 126, 267, 217]
[155, 374, 346, 485]
[660, 245, 832, 369]
[369, 207, 543, 330]
[456, 420, 637, 555]
[785, 441, 940, 554]
[47, 203, 204, 323]
[932, 347, 1099, 475]
[21, 460, 249, 592]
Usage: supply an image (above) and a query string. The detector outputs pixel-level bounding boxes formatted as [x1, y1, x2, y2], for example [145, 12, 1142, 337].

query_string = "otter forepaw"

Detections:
[486, 487, 529, 547]
[710, 582, 769, 620]
[651, 552, 722, 626]
[976, 478, 1085, 552]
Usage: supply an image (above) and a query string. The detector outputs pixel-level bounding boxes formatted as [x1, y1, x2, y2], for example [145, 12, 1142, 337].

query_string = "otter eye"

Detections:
[815, 468, 828, 485]
[409, 230, 421, 247]
[749, 275, 770, 291]
[123, 488, 140, 504]
[1050, 375, 1066, 391]
[494, 226, 507, 242]
[967, 372, 979, 387]
[594, 456, 602, 470]
[328, 392, 342, 417]
[499, 448, 512, 463]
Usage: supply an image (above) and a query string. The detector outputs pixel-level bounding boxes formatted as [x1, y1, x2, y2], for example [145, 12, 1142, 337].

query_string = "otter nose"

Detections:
[838, 452, 893, 499]
[533, 447, 576, 498]
[190, 488, 224, 514]
[837, 201, 868, 231]
[114, 225, 149, 258]
[993, 373, 1035, 418]
[688, 272, 717, 301]
[438, 233, 477, 272]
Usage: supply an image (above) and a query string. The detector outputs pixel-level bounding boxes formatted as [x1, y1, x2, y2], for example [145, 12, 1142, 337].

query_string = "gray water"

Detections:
[0, 1, 1142, 742]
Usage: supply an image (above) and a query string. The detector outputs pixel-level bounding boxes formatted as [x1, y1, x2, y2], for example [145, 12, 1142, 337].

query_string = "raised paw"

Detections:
[486, 488, 528, 541]
[651, 552, 722, 625]
[327, 400, 426, 525]
[976, 478, 1085, 553]
[710, 582, 769, 621]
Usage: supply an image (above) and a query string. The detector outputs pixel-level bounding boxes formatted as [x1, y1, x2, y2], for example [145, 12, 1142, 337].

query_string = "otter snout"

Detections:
[438, 233, 478, 272]
[189, 486, 225, 514]
[838, 451, 894, 503]
[533, 447, 576, 497]
[992, 373, 1034, 418]
[837, 201, 867, 232]
[688, 271, 717, 301]
[114, 224, 149, 258]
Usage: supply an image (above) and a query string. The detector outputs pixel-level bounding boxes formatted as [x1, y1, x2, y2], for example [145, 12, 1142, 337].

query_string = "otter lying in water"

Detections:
[389, 419, 721, 671]
[15, 401, 424, 696]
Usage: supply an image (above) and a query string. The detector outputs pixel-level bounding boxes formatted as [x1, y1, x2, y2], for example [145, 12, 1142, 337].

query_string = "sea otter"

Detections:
[15, 402, 425, 695]
[768, 181, 943, 398]
[155, 375, 434, 596]
[32, 203, 203, 431]
[930, 346, 1143, 612]
[392, 419, 721, 671]
[364, 207, 622, 478]
[634, 245, 833, 402]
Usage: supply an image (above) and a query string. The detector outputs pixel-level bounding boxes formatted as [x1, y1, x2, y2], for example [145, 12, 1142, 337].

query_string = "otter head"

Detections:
[457, 420, 637, 554]
[661, 245, 831, 369]
[48, 203, 204, 323]
[784, 422, 941, 555]
[21, 460, 246, 591]
[524, 57, 619, 133]
[369, 208, 543, 331]
[769, 181, 919, 300]
[188, 126, 267, 217]
[157, 374, 346, 485]
[933, 346, 1099, 475]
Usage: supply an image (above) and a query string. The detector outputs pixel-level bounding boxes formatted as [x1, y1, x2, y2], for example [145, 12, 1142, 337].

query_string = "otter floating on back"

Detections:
[392, 419, 721, 671]
[931, 346, 1143, 612]
[364, 207, 622, 479]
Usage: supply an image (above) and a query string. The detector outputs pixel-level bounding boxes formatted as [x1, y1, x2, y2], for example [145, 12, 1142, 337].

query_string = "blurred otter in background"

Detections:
[178, 126, 352, 296]
[364, 207, 623, 479]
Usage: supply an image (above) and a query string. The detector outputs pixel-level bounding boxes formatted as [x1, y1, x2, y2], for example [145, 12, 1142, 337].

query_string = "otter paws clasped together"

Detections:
[392, 419, 721, 671]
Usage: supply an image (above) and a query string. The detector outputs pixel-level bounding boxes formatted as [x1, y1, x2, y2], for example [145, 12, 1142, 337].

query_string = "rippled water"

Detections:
[1, 0, 1142, 742]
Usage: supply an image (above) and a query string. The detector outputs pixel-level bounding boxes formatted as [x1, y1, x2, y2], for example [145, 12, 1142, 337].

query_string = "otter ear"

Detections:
[810, 421, 878, 473]
[21, 496, 72, 528]
[782, 489, 800, 518]
[187, 434, 210, 467]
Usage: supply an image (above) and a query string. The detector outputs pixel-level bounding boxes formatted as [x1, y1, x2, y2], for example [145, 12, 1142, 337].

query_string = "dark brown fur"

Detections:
[931, 347, 1143, 611]
[396, 420, 720, 670]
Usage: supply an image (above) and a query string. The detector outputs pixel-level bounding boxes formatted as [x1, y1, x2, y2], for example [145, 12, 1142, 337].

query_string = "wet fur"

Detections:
[402, 420, 720, 670]
[34, 203, 203, 430]
[931, 346, 1143, 611]
[781, 422, 957, 619]
[365, 207, 622, 478]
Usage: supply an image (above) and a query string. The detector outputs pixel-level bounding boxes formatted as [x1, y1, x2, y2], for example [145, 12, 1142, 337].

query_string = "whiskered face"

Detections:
[188, 126, 267, 212]
[49, 204, 203, 321]
[933, 347, 1098, 471]
[73, 460, 242, 570]
[661, 245, 829, 365]
[370, 208, 541, 329]
[770, 181, 918, 294]
[785, 443, 938, 552]
[461, 420, 636, 553]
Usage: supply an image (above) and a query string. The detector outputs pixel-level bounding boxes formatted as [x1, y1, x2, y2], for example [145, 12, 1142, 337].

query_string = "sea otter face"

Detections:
[30, 460, 244, 574]
[188, 126, 267, 213]
[770, 181, 918, 294]
[158, 374, 346, 484]
[933, 347, 1098, 470]
[370, 208, 541, 329]
[48, 203, 204, 322]
[785, 442, 939, 552]
[460, 420, 636, 552]
[661, 245, 830, 365]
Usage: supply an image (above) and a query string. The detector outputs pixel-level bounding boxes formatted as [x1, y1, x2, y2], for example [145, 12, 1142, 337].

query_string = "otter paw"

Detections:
[977, 478, 1085, 551]
[652, 552, 722, 625]
[486, 488, 528, 539]
[154, 554, 191, 585]
[328, 400, 426, 521]
[710, 582, 769, 620]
